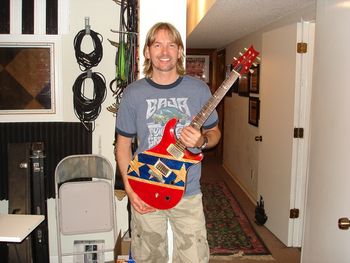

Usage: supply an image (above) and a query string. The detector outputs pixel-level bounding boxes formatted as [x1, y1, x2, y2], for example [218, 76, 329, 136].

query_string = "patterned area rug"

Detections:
[202, 181, 272, 260]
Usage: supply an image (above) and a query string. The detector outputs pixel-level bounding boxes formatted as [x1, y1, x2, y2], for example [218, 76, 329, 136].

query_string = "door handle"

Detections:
[255, 136, 262, 142]
[338, 217, 350, 230]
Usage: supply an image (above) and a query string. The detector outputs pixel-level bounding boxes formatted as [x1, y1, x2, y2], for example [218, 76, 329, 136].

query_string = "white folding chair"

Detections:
[55, 154, 117, 263]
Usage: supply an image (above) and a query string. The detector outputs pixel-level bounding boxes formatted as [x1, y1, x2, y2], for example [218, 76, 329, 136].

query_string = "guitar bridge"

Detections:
[167, 144, 184, 159]
[148, 170, 165, 183]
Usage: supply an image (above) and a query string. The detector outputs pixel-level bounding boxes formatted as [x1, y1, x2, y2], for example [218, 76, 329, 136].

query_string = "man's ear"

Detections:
[145, 46, 150, 59]
[178, 47, 183, 59]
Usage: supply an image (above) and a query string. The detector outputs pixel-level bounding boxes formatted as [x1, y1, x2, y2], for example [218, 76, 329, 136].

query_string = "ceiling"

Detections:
[187, 0, 316, 49]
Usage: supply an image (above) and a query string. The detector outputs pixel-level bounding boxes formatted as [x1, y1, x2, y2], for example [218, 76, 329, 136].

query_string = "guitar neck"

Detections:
[190, 70, 240, 130]
[177, 45, 259, 149]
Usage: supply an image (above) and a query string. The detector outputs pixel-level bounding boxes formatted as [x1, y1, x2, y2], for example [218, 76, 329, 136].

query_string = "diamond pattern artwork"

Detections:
[0, 47, 52, 111]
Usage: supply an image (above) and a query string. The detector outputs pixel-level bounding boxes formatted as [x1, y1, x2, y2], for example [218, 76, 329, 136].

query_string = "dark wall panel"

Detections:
[46, 0, 58, 34]
[0, 0, 10, 34]
[0, 122, 92, 200]
[22, 0, 34, 34]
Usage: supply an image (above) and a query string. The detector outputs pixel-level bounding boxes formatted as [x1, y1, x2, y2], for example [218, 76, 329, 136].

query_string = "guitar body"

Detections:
[127, 118, 203, 210]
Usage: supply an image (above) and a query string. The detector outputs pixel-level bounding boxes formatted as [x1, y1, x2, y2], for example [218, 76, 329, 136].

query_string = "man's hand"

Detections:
[127, 189, 156, 214]
[179, 126, 203, 148]
[179, 124, 221, 149]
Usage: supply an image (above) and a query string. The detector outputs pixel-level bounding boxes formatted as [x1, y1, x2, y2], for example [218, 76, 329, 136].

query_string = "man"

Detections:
[116, 22, 221, 263]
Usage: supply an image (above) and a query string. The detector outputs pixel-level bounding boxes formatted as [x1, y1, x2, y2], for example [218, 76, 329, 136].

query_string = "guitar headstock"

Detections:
[232, 46, 259, 75]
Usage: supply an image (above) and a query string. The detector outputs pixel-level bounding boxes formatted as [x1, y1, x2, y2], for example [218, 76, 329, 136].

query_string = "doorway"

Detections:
[186, 48, 226, 160]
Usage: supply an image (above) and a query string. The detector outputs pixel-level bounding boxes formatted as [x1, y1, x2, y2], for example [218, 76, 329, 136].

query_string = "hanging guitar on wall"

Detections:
[127, 46, 260, 210]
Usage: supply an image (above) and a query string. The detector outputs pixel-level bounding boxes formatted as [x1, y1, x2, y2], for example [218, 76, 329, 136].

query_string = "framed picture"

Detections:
[248, 97, 260, 127]
[0, 42, 55, 114]
[238, 74, 249, 97]
[186, 55, 210, 83]
[249, 64, 260, 94]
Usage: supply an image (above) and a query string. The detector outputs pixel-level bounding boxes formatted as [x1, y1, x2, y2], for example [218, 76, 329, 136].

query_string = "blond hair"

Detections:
[143, 22, 185, 78]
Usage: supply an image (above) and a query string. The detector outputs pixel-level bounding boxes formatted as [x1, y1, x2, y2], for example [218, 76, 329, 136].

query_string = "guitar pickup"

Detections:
[155, 160, 172, 178]
[167, 144, 184, 159]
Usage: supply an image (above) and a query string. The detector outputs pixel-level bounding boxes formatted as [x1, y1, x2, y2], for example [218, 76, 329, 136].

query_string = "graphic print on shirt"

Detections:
[146, 97, 191, 148]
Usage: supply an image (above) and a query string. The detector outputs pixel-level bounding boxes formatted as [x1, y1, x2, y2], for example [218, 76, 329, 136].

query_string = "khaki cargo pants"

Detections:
[130, 193, 209, 263]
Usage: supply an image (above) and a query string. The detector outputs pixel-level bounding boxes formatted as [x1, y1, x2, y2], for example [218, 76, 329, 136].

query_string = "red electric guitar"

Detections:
[127, 46, 259, 209]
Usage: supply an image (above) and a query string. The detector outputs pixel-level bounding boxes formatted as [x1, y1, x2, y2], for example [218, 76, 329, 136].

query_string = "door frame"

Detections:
[186, 48, 226, 160]
[290, 21, 315, 246]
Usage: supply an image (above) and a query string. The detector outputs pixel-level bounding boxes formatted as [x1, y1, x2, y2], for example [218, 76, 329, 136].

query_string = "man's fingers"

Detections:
[131, 198, 156, 214]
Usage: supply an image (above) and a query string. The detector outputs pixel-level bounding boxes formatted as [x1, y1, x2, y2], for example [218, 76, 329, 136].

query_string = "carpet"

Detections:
[202, 181, 272, 260]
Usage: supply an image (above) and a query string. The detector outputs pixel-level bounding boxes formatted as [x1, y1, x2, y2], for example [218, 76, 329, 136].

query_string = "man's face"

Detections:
[145, 29, 182, 75]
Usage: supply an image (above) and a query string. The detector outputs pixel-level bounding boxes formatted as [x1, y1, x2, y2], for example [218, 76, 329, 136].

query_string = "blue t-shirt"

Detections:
[116, 75, 218, 196]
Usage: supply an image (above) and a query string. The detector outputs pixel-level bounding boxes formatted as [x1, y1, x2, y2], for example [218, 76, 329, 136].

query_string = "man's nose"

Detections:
[161, 46, 169, 54]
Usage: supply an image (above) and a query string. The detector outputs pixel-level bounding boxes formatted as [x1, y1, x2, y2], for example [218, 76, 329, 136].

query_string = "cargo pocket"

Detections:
[195, 229, 210, 263]
[131, 219, 150, 261]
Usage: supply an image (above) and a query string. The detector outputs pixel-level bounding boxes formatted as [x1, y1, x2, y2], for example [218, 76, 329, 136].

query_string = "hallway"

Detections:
[201, 155, 300, 263]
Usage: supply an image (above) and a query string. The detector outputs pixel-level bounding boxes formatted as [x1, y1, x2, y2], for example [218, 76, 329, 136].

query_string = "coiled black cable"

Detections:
[74, 29, 103, 71]
[72, 71, 107, 131]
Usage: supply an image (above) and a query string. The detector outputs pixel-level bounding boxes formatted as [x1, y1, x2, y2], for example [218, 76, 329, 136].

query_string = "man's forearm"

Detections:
[202, 125, 221, 149]
[115, 135, 133, 193]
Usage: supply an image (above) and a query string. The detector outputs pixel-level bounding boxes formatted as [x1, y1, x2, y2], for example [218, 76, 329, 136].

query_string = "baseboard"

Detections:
[222, 164, 257, 205]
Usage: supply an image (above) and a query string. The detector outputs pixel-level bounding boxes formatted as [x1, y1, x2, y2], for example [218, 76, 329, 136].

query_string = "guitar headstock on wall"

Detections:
[232, 46, 260, 75]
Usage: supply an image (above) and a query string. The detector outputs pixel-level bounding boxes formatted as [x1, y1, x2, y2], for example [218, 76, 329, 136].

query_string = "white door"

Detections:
[301, 1, 350, 262]
[258, 22, 314, 246]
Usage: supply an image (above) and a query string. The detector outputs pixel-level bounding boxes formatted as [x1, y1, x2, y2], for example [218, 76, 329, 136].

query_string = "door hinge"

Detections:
[297, 42, 307, 53]
[290, 208, 300, 219]
[294, 127, 304, 138]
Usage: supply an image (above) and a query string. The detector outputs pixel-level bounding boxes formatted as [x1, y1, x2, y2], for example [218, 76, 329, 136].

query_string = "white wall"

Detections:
[61, 0, 118, 160]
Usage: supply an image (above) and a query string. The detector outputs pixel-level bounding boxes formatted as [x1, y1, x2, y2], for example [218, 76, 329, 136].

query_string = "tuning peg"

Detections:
[256, 56, 261, 61]
[233, 57, 237, 61]
[244, 47, 248, 51]
[239, 52, 243, 56]
[252, 62, 258, 67]
[249, 69, 254, 74]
